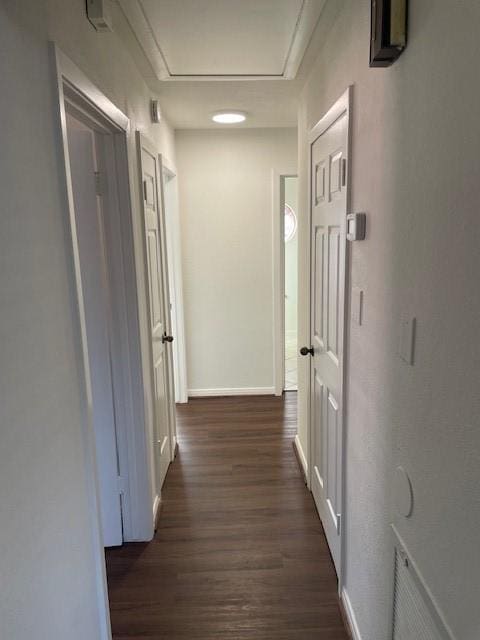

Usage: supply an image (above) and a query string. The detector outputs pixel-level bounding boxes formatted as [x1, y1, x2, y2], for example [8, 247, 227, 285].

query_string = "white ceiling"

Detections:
[140, 0, 304, 77]
[115, 0, 333, 128]
[156, 79, 301, 129]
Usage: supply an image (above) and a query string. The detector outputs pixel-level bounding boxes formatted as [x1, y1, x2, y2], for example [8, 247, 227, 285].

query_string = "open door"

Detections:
[66, 114, 123, 547]
[136, 133, 175, 504]
[302, 88, 351, 577]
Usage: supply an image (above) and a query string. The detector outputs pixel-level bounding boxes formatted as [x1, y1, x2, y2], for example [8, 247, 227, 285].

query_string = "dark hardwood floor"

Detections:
[106, 393, 349, 639]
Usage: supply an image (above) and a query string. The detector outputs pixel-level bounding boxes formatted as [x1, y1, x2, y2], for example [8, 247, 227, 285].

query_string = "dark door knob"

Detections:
[162, 333, 174, 343]
[300, 346, 314, 356]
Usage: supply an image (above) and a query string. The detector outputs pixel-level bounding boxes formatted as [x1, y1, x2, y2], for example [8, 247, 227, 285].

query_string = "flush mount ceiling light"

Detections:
[212, 111, 247, 124]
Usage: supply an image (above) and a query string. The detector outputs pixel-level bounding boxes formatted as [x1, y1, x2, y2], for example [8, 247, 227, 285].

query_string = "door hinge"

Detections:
[341, 158, 347, 187]
[143, 179, 148, 201]
[94, 171, 103, 196]
[337, 513, 341, 535]
[117, 476, 128, 495]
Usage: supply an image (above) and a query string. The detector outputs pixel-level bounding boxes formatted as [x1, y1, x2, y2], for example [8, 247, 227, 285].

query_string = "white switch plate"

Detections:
[398, 316, 416, 365]
[352, 287, 364, 325]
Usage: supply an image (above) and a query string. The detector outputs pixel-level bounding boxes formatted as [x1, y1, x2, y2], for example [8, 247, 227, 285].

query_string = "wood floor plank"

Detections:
[106, 393, 349, 639]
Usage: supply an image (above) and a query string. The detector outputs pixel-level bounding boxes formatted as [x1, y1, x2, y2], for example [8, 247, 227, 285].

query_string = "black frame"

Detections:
[370, 0, 408, 67]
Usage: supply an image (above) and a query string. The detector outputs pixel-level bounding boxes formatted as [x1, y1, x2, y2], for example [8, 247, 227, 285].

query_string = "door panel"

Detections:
[314, 227, 325, 345]
[148, 232, 162, 328]
[329, 150, 343, 200]
[326, 391, 339, 526]
[313, 374, 325, 488]
[309, 103, 349, 576]
[315, 161, 326, 204]
[137, 135, 173, 500]
[327, 226, 340, 361]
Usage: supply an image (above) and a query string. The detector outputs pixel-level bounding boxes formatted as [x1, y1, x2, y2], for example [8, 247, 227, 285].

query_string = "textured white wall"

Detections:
[0, 1, 175, 638]
[176, 128, 297, 393]
[297, 1, 480, 639]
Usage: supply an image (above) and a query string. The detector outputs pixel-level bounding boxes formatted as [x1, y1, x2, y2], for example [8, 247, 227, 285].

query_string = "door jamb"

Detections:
[272, 168, 297, 397]
[306, 86, 353, 594]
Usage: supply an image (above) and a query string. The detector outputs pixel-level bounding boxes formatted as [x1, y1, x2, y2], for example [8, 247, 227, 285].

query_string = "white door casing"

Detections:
[307, 88, 351, 578]
[137, 133, 173, 504]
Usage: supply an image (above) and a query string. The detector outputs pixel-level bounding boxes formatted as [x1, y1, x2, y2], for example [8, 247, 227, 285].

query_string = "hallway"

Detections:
[106, 394, 348, 639]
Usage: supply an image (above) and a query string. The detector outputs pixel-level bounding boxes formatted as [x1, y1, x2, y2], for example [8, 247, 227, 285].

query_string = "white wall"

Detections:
[176, 128, 297, 394]
[297, 1, 480, 639]
[0, 1, 175, 638]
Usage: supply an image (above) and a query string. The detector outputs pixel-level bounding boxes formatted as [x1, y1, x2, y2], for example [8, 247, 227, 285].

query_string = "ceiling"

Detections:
[115, 0, 332, 128]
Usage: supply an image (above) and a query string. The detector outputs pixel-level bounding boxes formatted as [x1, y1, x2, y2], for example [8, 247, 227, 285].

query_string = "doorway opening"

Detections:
[283, 177, 298, 391]
[273, 170, 298, 396]
[51, 44, 178, 640]
[160, 158, 188, 404]
[54, 45, 166, 639]
[65, 107, 126, 547]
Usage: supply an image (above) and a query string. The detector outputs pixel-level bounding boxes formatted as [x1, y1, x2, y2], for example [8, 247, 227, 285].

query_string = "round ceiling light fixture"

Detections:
[212, 110, 247, 124]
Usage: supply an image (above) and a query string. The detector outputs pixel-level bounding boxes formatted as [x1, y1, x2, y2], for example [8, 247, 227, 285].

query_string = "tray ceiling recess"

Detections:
[118, 0, 326, 81]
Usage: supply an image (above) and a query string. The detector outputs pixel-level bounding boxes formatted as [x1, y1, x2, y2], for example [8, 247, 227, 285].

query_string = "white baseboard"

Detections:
[341, 588, 362, 640]
[188, 387, 275, 398]
[294, 434, 308, 478]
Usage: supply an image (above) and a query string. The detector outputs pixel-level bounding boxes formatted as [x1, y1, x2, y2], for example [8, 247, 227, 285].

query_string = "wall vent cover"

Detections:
[392, 530, 454, 640]
[393, 549, 438, 639]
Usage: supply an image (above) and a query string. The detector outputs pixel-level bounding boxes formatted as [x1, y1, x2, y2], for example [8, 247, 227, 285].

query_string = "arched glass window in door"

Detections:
[284, 203, 297, 242]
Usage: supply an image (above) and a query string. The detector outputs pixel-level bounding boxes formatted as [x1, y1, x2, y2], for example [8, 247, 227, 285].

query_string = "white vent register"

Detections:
[392, 528, 454, 640]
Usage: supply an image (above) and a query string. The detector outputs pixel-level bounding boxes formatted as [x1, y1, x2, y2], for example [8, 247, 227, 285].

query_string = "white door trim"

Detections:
[54, 47, 129, 132]
[306, 86, 353, 593]
[52, 43, 155, 640]
[272, 168, 297, 396]
[159, 155, 188, 405]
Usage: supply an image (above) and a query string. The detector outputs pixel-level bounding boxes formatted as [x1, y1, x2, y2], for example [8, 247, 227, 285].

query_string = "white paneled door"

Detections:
[137, 134, 175, 500]
[304, 90, 351, 577]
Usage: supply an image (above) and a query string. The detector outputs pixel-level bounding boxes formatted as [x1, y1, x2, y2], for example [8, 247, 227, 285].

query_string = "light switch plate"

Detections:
[347, 212, 366, 241]
[398, 316, 416, 365]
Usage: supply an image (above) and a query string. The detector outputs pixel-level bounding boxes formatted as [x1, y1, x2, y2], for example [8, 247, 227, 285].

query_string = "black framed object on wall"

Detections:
[370, 0, 408, 67]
